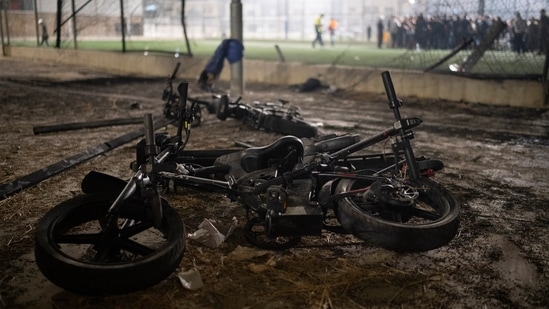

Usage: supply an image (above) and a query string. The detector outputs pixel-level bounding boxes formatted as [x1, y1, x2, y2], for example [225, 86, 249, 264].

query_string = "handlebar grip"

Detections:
[381, 71, 401, 109]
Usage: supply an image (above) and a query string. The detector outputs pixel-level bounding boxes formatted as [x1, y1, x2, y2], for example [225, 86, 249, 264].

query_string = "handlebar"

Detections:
[381, 71, 421, 179]
[381, 71, 403, 121]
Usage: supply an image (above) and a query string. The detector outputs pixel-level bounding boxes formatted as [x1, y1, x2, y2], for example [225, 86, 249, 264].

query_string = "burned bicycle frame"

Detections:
[34, 63, 459, 295]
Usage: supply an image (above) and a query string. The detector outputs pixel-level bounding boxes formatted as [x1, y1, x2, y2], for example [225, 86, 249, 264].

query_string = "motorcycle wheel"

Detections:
[34, 194, 185, 295]
[335, 177, 459, 252]
[266, 117, 317, 138]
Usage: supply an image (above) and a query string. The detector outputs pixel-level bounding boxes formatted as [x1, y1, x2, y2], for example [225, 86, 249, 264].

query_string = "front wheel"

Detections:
[335, 177, 459, 252]
[34, 194, 186, 295]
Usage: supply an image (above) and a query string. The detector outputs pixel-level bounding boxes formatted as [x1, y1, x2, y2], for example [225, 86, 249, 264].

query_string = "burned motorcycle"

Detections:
[210, 94, 318, 138]
[34, 63, 459, 295]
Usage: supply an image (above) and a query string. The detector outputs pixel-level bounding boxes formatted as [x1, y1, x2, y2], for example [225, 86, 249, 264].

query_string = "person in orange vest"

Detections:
[312, 14, 324, 48]
[328, 18, 338, 46]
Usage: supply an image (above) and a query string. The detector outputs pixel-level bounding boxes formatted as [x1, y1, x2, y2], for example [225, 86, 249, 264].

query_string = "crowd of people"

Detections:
[376, 9, 549, 55]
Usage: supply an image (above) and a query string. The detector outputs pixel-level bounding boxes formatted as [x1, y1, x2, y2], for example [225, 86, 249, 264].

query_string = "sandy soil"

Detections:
[0, 57, 548, 309]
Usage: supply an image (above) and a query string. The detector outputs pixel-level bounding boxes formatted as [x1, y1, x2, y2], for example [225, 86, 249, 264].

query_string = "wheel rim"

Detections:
[49, 199, 175, 265]
[342, 178, 452, 226]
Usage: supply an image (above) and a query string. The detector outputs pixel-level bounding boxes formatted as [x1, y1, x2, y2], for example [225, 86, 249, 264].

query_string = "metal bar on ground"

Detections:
[33, 117, 144, 134]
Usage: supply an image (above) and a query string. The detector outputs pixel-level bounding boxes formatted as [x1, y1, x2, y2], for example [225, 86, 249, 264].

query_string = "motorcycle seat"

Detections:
[240, 135, 304, 173]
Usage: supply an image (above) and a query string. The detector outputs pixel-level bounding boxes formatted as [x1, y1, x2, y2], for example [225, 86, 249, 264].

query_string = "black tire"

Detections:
[335, 177, 459, 252]
[216, 95, 230, 121]
[266, 117, 317, 138]
[34, 194, 185, 295]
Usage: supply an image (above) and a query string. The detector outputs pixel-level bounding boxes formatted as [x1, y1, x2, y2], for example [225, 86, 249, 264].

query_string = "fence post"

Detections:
[120, 0, 126, 52]
[0, 4, 4, 56]
[55, 0, 62, 48]
[230, 0, 243, 97]
[541, 53, 549, 105]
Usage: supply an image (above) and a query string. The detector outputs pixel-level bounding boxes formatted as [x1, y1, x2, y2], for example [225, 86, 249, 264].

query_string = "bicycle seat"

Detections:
[240, 136, 304, 173]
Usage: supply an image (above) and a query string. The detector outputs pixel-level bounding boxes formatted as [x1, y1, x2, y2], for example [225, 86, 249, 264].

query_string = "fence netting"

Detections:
[1, 0, 547, 78]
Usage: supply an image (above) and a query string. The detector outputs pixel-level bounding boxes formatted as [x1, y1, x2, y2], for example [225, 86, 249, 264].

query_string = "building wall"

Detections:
[5, 0, 415, 40]
[184, 0, 416, 40]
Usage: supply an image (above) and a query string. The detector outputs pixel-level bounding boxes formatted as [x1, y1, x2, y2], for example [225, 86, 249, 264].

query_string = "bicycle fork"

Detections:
[106, 114, 164, 229]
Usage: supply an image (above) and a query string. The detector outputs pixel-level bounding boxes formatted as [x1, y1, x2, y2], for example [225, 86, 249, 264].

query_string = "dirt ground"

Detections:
[0, 57, 548, 309]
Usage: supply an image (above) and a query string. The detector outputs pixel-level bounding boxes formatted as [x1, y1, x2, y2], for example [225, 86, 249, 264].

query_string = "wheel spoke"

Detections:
[92, 241, 117, 262]
[57, 233, 102, 245]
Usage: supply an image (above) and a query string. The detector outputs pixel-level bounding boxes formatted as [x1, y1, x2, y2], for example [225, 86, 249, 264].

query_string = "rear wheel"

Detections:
[335, 177, 459, 252]
[34, 194, 185, 295]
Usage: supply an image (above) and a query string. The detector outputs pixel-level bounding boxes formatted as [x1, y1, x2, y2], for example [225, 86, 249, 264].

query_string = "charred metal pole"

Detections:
[71, 0, 77, 49]
[33, 117, 144, 134]
[230, 0, 243, 96]
[34, 0, 39, 45]
[2, 0, 10, 46]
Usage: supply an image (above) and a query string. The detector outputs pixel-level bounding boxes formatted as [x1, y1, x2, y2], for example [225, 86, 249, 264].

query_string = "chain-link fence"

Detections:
[1, 0, 547, 79]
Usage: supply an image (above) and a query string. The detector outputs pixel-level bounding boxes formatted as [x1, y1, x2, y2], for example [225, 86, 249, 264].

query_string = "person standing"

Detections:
[328, 18, 338, 46]
[312, 14, 324, 48]
[376, 17, 384, 48]
[38, 19, 49, 46]
[388, 16, 400, 48]
[512, 12, 527, 54]
[367, 25, 372, 42]
[414, 13, 428, 49]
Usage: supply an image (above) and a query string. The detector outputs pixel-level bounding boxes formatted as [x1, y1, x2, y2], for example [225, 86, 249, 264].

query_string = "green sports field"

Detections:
[11, 38, 545, 75]
[74, 39, 407, 67]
